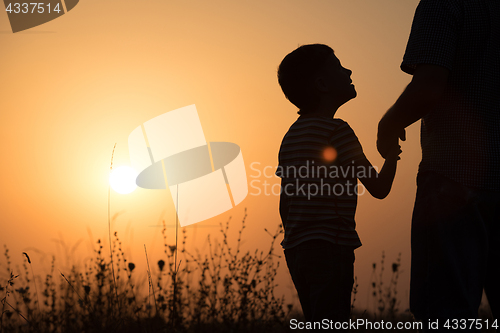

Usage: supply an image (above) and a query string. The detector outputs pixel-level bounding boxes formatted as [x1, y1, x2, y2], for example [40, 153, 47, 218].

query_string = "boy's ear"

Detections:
[314, 77, 329, 93]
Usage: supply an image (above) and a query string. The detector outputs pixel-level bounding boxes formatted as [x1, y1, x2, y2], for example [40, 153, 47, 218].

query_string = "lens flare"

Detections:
[323, 147, 337, 162]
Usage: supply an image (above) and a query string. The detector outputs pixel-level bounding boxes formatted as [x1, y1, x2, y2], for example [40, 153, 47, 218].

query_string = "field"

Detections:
[0, 212, 495, 332]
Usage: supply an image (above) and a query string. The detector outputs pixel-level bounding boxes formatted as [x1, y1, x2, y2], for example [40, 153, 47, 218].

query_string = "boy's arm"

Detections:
[356, 146, 401, 199]
[329, 121, 400, 199]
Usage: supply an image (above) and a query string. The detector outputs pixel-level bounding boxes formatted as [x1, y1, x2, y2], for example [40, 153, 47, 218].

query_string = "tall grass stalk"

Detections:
[1, 272, 23, 333]
[144, 245, 158, 315]
[58, 270, 97, 319]
[172, 183, 180, 331]
[22, 253, 40, 315]
[108, 143, 119, 312]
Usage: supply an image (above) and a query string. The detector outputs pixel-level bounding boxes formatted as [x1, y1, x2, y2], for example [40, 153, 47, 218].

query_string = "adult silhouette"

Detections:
[378, 0, 500, 331]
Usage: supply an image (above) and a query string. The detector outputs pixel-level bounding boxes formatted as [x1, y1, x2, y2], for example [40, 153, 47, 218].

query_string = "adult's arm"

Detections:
[377, 64, 450, 158]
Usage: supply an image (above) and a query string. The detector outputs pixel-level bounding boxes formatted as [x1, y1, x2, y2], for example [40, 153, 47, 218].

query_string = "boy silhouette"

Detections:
[276, 44, 401, 329]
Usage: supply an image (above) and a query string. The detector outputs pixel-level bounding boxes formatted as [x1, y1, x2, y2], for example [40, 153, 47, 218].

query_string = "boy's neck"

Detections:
[305, 105, 340, 119]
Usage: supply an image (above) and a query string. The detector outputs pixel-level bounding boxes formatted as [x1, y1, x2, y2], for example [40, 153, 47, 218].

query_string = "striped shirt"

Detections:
[402, 0, 500, 189]
[276, 115, 366, 249]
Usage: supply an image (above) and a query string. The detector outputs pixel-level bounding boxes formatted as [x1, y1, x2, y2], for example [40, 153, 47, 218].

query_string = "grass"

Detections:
[1, 214, 496, 332]
[0, 210, 293, 333]
[350, 251, 495, 332]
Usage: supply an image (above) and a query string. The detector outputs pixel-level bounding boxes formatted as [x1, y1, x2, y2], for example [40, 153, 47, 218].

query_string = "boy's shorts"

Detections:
[284, 239, 355, 328]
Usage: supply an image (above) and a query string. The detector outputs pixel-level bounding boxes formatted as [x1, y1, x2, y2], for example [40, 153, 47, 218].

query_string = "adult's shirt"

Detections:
[402, 0, 500, 189]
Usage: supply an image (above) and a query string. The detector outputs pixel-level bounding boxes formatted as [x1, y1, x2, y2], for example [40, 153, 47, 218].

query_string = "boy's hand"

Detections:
[385, 144, 402, 161]
[377, 126, 406, 159]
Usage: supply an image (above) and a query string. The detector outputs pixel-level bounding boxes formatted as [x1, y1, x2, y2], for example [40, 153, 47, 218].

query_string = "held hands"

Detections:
[385, 144, 402, 161]
[377, 126, 406, 160]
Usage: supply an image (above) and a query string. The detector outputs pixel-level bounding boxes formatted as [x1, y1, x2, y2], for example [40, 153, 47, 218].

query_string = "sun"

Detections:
[109, 166, 138, 194]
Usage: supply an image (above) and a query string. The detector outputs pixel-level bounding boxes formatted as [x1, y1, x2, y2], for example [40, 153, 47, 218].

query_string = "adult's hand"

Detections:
[377, 120, 406, 159]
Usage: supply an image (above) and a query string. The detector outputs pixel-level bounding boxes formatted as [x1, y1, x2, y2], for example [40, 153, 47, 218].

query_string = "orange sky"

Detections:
[0, 0, 422, 311]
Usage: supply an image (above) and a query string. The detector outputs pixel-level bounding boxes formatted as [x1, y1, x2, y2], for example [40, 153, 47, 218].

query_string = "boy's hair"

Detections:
[277, 44, 334, 115]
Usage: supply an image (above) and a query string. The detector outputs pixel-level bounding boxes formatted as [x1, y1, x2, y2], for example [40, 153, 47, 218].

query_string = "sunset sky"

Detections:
[1, 0, 423, 311]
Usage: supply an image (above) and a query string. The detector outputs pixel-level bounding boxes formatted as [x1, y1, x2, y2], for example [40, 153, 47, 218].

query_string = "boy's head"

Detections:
[277, 44, 356, 115]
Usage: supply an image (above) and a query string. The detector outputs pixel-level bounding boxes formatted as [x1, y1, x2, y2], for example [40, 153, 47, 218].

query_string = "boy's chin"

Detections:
[346, 90, 357, 101]
[336, 90, 357, 107]
[350, 85, 357, 98]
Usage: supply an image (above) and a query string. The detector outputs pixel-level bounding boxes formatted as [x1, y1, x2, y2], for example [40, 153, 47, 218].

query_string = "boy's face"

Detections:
[319, 53, 357, 106]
